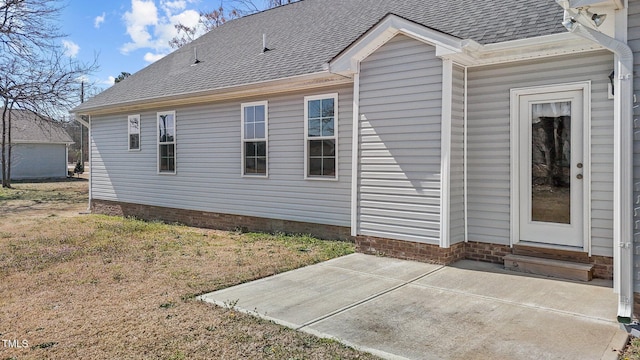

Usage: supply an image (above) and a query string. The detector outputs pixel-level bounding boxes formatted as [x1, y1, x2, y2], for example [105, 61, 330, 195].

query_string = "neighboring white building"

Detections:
[73, 0, 640, 320]
[3, 110, 74, 180]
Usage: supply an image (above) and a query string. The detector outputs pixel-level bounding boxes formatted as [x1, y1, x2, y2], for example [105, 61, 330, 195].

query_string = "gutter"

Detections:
[556, 1, 634, 321]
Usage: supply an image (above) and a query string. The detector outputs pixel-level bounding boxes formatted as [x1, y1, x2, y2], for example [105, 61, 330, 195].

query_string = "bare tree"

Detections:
[0, 0, 62, 57]
[0, 0, 97, 187]
[169, 6, 240, 49]
[169, 0, 299, 49]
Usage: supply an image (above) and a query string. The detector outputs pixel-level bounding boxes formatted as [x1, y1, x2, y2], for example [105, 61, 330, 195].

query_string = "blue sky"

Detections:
[59, 0, 272, 92]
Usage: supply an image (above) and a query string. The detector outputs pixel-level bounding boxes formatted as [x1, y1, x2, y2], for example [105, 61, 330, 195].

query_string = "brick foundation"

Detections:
[591, 255, 613, 280]
[92, 199, 613, 279]
[355, 235, 466, 265]
[91, 199, 351, 241]
[465, 241, 512, 264]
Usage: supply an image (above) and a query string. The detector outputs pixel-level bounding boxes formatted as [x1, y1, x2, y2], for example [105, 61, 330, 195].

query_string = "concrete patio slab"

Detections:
[198, 253, 627, 360]
[198, 254, 442, 328]
[415, 260, 616, 322]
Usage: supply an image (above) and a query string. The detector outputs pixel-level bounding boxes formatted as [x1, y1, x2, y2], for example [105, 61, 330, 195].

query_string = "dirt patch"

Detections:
[0, 181, 377, 359]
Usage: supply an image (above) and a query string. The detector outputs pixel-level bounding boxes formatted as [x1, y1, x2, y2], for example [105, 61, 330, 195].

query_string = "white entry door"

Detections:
[517, 89, 584, 248]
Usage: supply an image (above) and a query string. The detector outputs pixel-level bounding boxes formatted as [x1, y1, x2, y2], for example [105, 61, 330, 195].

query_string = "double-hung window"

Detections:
[128, 114, 141, 151]
[304, 94, 338, 179]
[241, 101, 268, 176]
[157, 111, 176, 174]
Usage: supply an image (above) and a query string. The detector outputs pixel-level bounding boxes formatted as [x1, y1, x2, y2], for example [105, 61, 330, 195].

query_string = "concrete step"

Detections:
[503, 254, 594, 282]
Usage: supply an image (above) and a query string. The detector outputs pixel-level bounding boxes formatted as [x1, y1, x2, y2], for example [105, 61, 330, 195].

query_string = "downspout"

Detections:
[75, 114, 91, 212]
[556, 1, 634, 320]
[87, 115, 92, 212]
[463, 66, 469, 243]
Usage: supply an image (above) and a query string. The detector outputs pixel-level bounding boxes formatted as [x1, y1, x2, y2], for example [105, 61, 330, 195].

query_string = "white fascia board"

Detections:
[565, 0, 623, 9]
[74, 71, 352, 117]
[449, 33, 605, 66]
[329, 14, 464, 75]
[75, 115, 90, 127]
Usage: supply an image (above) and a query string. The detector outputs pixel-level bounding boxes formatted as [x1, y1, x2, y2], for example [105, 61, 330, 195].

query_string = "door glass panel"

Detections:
[531, 101, 571, 224]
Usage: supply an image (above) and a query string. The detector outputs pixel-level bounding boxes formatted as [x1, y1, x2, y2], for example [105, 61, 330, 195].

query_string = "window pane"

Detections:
[308, 119, 321, 137]
[130, 134, 140, 150]
[531, 102, 571, 224]
[309, 158, 322, 176]
[245, 157, 256, 174]
[167, 157, 175, 172]
[245, 123, 255, 139]
[254, 105, 265, 122]
[159, 116, 174, 142]
[256, 158, 266, 174]
[245, 107, 255, 124]
[256, 141, 266, 157]
[308, 100, 321, 118]
[129, 117, 140, 134]
[160, 144, 168, 157]
[321, 118, 334, 137]
[159, 144, 175, 172]
[309, 140, 323, 156]
[322, 98, 334, 117]
[322, 158, 336, 176]
[246, 124, 254, 140]
[322, 140, 335, 156]
[255, 122, 265, 139]
[165, 114, 174, 130]
[245, 142, 256, 156]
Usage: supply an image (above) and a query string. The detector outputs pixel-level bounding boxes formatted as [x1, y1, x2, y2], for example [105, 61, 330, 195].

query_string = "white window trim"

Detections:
[304, 93, 339, 181]
[157, 110, 177, 175]
[240, 100, 269, 178]
[128, 114, 141, 151]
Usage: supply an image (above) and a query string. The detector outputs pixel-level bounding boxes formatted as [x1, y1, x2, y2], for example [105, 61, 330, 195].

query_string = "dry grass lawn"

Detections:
[622, 337, 640, 360]
[0, 180, 378, 359]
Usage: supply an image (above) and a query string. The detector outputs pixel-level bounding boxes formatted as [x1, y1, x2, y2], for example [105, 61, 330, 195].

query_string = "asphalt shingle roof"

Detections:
[75, 0, 565, 113]
[7, 110, 74, 144]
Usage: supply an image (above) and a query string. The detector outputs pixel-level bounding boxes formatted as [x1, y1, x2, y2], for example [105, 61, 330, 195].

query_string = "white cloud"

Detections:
[144, 52, 166, 63]
[120, 0, 204, 63]
[121, 0, 204, 62]
[62, 40, 80, 58]
[94, 12, 106, 28]
[105, 76, 116, 85]
[161, 0, 187, 14]
[75, 75, 91, 83]
[121, 0, 159, 54]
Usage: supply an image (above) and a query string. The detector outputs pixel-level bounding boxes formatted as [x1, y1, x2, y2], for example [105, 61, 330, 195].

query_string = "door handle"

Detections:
[576, 174, 583, 180]
[577, 163, 583, 169]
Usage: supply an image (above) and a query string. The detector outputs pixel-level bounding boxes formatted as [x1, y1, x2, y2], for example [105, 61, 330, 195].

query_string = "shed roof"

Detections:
[7, 110, 74, 144]
[75, 0, 565, 113]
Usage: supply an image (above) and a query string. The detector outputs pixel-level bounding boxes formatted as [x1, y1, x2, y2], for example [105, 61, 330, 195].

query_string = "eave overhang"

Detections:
[329, 14, 605, 74]
[72, 71, 352, 117]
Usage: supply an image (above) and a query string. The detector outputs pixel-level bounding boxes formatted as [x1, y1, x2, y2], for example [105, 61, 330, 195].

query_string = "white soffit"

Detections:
[567, 0, 623, 9]
[451, 33, 606, 66]
[328, 15, 605, 73]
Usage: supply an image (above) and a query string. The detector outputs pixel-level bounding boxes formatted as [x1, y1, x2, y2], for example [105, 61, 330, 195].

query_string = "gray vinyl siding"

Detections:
[450, 64, 465, 245]
[9, 143, 67, 179]
[629, 0, 640, 291]
[357, 35, 443, 244]
[467, 51, 614, 256]
[90, 85, 353, 227]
